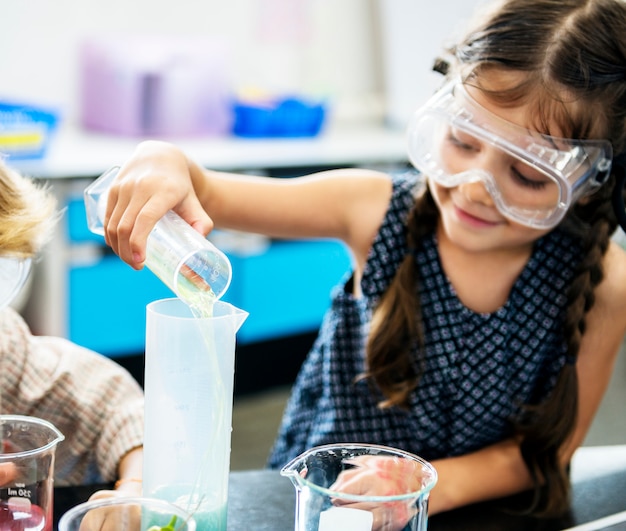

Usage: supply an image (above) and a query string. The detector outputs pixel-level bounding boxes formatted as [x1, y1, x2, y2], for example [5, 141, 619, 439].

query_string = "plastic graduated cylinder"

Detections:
[83, 166, 232, 303]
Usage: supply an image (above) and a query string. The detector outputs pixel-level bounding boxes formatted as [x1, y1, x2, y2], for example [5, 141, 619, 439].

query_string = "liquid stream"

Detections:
[172, 283, 229, 530]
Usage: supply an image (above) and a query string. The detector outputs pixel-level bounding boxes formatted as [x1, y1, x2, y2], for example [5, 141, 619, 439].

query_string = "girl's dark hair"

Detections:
[365, 0, 626, 517]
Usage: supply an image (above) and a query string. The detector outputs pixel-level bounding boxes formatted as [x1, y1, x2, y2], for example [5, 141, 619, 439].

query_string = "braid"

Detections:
[516, 177, 616, 515]
[365, 186, 439, 409]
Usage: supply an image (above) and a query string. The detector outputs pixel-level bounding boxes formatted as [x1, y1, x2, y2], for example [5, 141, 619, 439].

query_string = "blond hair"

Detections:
[0, 158, 58, 258]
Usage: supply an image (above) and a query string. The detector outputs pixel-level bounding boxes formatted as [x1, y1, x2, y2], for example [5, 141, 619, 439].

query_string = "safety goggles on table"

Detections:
[407, 78, 613, 229]
[0, 256, 32, 310]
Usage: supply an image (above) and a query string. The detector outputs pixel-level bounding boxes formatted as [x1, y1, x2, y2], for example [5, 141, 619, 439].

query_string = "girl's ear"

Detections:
[576, 196, 591, 206]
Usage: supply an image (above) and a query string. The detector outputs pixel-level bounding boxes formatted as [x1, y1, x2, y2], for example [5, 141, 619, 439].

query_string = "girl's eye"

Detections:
[446, 132, 478, 152]
[510, 165, 549, 190]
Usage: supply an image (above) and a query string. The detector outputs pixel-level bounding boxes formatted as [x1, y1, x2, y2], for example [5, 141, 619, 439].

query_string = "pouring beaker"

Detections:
[0, 415, 65, 531]
[84, 166, 232, 302]
[143, 298, 248, 531]
[281, 443, 438, 531]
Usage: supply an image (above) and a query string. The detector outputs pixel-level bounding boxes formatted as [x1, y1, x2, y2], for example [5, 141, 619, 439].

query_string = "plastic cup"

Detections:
[144, 209, 232, 303]
[57, 496, 196, 531]
[84, 166, 232, 303]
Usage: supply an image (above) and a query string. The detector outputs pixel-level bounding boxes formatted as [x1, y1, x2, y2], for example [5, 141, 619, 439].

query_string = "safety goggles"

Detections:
[0, 256, 32, 310]
[407, 79, 613, 229]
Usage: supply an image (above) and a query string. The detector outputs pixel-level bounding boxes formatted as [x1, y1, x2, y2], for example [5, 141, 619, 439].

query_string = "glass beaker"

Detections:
[58, 496, 196, 531]
[0, 256, 31, 310]
[0, 415, 65, 531]
[281, 443, 438, 531]
[84, 166, 232, 302]
[143, 298, 248, 531]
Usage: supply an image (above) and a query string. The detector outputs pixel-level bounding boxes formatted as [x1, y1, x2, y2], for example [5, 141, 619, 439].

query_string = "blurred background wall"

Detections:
[0, 0, 382, 126]
[0, 0, 484, 131]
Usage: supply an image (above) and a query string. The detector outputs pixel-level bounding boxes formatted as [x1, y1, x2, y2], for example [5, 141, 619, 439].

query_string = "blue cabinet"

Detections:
[223, 239, 352, 344]
[68, 257, 173, 354]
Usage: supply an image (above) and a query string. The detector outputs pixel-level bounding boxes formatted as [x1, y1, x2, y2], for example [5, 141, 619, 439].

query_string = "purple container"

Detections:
[79, 36, 233, 137]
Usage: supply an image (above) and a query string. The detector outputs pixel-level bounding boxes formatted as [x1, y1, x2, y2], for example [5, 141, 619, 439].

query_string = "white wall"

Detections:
[0, 0, 381, 126]
[376, 0, 488, 129]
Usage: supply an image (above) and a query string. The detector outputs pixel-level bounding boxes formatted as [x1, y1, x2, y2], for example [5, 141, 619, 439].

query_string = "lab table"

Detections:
[54, 445, 626, 530]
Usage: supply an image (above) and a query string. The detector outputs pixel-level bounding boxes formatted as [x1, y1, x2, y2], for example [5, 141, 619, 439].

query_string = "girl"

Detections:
[102, 0, 626, 518]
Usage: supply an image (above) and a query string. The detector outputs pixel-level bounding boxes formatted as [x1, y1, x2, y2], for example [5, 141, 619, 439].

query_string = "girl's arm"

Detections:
[104, 140, 392, 273]
[562, 240, 626, 457]
[427, 439, 531, 513]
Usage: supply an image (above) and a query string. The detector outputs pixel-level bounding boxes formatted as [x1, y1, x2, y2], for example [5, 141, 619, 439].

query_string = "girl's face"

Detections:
[428, 79, 558, 254]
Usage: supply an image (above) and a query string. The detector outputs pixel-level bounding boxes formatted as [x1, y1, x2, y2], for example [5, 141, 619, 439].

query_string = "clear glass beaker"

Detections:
[84, 166, 232, 302]
[0, 415, 65, 531]
[143, 298, 248, 531]
[58, 495, 196, 531]
[0, 256, 31, 310]
[281, 443, 438, 531]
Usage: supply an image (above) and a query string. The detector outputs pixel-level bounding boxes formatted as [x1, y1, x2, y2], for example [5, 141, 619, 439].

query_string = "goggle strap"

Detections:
[432, 58, 450, 76]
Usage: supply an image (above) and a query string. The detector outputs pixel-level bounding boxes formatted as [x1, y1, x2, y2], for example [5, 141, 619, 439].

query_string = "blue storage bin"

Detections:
[232, 97, 326, 138]
[0, 102, 59, 160]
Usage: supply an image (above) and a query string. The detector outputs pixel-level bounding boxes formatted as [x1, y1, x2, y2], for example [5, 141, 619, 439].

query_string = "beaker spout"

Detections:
[280, 454, 306, 488]
[230, 306, 249, 333]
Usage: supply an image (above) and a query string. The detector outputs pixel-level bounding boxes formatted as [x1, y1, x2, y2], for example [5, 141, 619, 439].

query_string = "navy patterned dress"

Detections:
[267, 170, 583, 469]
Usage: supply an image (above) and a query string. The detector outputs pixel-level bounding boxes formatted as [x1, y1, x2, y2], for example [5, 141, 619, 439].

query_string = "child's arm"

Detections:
[104, 140, 392, 274]
[427, 439, 532, 513]
[86, 446, 144, 500]
[114, 446, 143, 495]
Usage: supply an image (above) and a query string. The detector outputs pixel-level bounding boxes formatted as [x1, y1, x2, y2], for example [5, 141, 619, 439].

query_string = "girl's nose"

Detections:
[457, 179, 495, 205]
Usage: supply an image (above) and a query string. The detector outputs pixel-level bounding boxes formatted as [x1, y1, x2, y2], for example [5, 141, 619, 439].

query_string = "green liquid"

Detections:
[188, 505, 227, 531]
[142, 510, 189, 531]
[151, 486, 227, 531]
[175, 274, 216, 318]
[145, 237, 218, 315]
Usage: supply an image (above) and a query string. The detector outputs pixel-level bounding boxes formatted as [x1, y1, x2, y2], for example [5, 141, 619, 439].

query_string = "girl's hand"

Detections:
[328, 455, 432, 531]
[104, 140, 212, 269]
